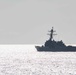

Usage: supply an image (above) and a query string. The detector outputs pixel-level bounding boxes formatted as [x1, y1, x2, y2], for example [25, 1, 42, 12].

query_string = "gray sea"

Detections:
[0, 45, 76, 75]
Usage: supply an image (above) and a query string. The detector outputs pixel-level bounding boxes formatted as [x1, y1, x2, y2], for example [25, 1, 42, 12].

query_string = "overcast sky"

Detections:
[0, 0, 76, 44]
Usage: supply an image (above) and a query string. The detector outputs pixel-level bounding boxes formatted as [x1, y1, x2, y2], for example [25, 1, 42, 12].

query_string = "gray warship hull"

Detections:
[35, 46, 76, 52]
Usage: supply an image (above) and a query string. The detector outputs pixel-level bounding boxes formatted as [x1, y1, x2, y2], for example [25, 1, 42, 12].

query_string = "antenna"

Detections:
[47, 27, 57, 40]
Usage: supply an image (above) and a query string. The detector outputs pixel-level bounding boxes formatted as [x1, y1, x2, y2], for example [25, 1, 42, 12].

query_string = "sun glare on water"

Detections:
[0, 45, 76, 75]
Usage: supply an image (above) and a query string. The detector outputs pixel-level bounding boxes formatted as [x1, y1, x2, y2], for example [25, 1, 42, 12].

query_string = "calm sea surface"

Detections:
[0, 45, 76, 75]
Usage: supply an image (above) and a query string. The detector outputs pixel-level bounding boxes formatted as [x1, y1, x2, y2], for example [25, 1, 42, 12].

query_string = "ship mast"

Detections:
[48, 27, 56, 41]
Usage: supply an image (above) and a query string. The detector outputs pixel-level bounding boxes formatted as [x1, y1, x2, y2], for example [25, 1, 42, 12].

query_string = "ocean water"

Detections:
[0, 45, 76, 75]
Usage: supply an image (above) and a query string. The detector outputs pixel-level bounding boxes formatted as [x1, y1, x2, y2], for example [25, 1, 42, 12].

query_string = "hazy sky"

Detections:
[0, 0, 76, 44]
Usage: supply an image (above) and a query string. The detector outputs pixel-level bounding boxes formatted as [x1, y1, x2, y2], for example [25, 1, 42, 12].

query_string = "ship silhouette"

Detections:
[35, 27, 76, 52]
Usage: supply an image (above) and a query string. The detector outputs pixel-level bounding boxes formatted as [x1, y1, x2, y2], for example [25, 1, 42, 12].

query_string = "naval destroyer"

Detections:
[35, 27, 76, 52]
